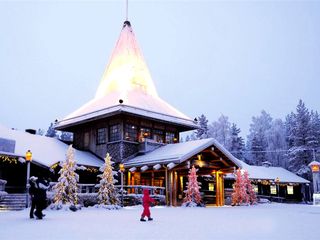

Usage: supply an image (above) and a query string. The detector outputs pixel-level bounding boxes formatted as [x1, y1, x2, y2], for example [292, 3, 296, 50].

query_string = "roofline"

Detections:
[124, 138, 243, 168]
[55, 104, 198, 131]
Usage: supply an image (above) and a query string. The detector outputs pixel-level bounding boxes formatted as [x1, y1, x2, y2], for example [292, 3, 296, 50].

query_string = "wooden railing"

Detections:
[48, 183, 165, 196]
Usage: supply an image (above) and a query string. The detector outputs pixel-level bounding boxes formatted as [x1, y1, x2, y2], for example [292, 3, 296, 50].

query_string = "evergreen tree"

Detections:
[309, 111, 320, 151]
[287, 100, 312, 178]
[45, 122, 58, 138]
[183, 165, 202, 207]
[52, 145, 82, 209]
[229, 123, 245, 159]
[285, 112, 296, 149]
[60, 131, 73, 142]
[243, 170, 257, 204]
[246, 110, 272, 165]
[208, 114, 231, 148]
[232, 169, 249, 206]
[195, 114, 209, 139]
[266, 119, 287, 167]
[97, 153, 120, 207]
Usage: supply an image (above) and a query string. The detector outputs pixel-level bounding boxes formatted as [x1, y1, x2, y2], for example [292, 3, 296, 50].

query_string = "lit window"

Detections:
[287, 185, 294, 195]
[96, 128, 106, 145]
[153, 129, 163, 143]
[208, 183, 214, 191]
[139, 127, 151, 141]
[165, 132, 175, 143]
[109, 124, 121, 142]
[270, 185, 277, 195]
[124, 124, 138, 142]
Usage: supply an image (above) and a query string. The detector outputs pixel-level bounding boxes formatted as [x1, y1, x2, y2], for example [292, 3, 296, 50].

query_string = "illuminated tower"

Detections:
[55, 20, 197, 162]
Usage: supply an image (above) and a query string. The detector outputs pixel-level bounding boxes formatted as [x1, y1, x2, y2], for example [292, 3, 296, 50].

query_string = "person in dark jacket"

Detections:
[140, 189, 155, 222]
[34, 176, 49, 219]
[29, 176, 38, 219]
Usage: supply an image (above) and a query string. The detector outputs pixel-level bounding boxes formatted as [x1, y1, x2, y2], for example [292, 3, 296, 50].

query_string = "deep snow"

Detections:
[0, 203, 319, 240]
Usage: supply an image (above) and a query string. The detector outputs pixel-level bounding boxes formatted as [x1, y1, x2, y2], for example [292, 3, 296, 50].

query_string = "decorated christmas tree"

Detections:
[243, 170, 257, 204]
[96, 153, 120, 209]
[52, 145, 83, 210]
[231, 169, 249, 206]
[183, 165, 202, 207]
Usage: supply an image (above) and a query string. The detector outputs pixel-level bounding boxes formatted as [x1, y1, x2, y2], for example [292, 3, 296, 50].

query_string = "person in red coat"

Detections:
[140, 189, 155, 221]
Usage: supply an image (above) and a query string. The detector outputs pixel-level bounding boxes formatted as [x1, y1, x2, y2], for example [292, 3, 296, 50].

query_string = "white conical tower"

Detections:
[56, 20, 196, 130]
[95, 21, 158, 99]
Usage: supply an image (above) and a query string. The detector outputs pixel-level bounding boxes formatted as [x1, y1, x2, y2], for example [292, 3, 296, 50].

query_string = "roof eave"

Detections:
[55, 104, 198, 131]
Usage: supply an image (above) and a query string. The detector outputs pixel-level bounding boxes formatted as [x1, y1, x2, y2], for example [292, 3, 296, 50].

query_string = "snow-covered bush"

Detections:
[78, 193, 98, 207]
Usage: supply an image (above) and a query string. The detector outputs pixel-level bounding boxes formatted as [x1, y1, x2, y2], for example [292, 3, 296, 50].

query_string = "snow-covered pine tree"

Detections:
[229, 123, 245, 159]
[242, 170, 257, 205]
[59, 131, 73, 142]
[182, 165, 202, 207]
[96, 153, 120, 209]
[309, 111, 320, 157]
[266, 119, 287, 168]
[195, 114, 209, 139]
[52, 145, 83, 210]
[231, 169, 249, 206]
[287, 100, 312, 178]
[208, 114, 231, 148]
[246, 110, 272, 166]
[45, 122, 58, 138]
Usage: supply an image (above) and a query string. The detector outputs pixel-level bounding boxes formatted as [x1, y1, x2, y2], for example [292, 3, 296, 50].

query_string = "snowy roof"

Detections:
[226, 160, 309, 184]
[55, 21, 196, 130]
[0, 124, 102, 168]
[124, 138, 242, 168]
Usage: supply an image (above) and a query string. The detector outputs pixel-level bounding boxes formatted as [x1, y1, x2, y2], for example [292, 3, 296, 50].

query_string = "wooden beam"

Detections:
[220, 158, 230, 167]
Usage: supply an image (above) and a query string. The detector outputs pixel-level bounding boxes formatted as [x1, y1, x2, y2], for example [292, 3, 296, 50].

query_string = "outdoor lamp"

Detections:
[26, 150, 32, 162]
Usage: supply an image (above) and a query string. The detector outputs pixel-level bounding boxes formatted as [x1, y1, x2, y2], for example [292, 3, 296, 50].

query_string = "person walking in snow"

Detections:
[140, 189, 155, 222]
[34, 176, 49, 219]
[29, 176, 38, 219]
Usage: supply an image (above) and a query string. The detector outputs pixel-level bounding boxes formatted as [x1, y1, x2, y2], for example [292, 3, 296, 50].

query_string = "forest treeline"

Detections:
[184, 100, 320, 180]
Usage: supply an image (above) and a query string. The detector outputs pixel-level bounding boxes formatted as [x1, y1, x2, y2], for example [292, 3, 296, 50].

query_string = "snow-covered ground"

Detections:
[0, 203, 319, 240]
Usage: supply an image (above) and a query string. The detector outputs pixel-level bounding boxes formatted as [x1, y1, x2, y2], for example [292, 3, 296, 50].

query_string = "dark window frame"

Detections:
[109, 124, 121, 142]
[96, 128, 107, 145]
[124, 123, 138, 142]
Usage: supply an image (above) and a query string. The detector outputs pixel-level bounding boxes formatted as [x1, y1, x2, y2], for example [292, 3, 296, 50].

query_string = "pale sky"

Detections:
[1, 0, 320, 138]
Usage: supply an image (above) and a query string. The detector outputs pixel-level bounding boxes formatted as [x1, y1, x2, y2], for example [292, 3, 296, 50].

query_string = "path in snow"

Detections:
[0, 203, 319, 240]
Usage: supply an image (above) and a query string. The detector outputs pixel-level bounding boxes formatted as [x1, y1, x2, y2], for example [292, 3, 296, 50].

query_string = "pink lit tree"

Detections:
[231, 169, 249, 206]
[243, 170, 257, 204]
[183, 165, 203, 207]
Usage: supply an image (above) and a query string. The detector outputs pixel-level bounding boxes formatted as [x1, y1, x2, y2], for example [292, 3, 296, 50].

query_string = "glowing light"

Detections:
[95, 22, 158, 100]
[311, 165, 320, 173]
[25, 150, 32, 162]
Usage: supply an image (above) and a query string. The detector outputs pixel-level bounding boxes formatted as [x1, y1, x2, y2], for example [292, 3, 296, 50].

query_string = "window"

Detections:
[96, 128, 106, 145]
[208, 182, 214, 191]
[270, 185, 277, 195]
[109, 124, 121, 142]
[165, 132, 175, 143]
[287, 185, 294, 195]
[84, 132, 90, 148]
[139, 127, 151, 141]
[124, 124, 138, 142]
[153, 129, 164, 143]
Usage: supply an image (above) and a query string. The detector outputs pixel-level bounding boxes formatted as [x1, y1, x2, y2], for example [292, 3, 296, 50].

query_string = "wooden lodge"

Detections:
[0, 19, 310, 208]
